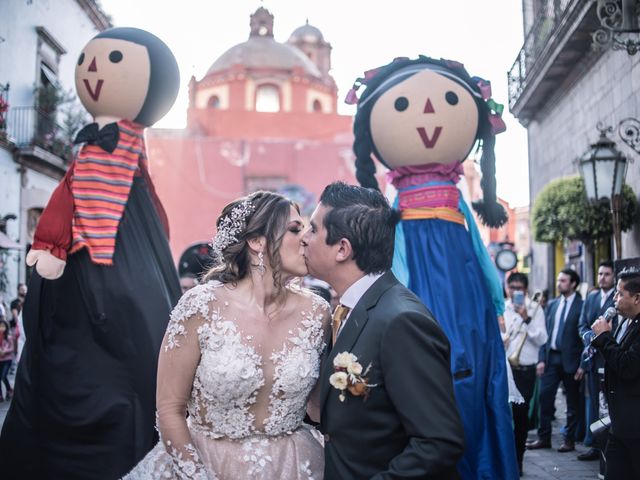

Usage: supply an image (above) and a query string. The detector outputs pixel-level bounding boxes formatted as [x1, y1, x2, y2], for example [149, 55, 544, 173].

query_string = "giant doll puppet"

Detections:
[346, 55, 519, 479]
[0, 28, 182, 479]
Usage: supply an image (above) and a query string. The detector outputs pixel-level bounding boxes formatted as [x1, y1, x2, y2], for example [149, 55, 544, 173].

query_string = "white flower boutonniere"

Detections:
[329, 352, 377, 402]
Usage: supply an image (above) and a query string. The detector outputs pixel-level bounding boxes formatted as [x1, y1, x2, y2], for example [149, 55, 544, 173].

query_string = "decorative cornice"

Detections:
[74, 0, 113, 31]
[35, 26, 67, 55]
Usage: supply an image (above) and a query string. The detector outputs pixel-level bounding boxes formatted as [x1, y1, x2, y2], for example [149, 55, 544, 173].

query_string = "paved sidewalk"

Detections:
[521, 389, 601, 479]
[0, 367, 14, 431]
[523, 431, 601, 479]
[0, 367, 15, 429]
[0, 395, 9, 427]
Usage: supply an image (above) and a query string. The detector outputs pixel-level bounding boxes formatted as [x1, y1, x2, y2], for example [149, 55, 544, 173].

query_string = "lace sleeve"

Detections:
[156, 284, 214, 479]
[306, 295, 331, 423]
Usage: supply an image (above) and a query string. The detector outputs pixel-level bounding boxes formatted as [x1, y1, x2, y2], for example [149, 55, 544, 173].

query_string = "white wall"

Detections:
[0, 148, 22, 304]
[0, 0, 105, 110]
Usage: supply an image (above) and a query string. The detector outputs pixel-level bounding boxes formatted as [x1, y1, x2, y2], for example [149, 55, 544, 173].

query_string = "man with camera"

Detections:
[577, 261, 616, 461]
[503, 272, 548, 476]
[591, 267, 640, 479]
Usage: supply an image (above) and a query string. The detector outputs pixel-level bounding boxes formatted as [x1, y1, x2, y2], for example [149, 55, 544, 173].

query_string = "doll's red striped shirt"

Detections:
[70, 119, 146, 264]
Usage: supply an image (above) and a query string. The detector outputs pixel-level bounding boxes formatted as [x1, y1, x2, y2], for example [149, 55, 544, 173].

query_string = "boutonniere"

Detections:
[329, 352, 377, 402]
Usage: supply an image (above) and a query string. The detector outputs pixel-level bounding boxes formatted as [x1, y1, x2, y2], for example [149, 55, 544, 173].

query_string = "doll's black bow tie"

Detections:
[74, 122, 120, 153]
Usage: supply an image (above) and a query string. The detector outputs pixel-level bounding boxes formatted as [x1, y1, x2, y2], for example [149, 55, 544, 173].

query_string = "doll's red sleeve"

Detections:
[31, 163, 75, 261]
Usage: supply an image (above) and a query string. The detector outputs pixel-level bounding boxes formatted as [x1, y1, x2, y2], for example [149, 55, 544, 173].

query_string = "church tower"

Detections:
[249, 6, 274, 38]
[187, 6, 342, 130]
[287, 20, 333, 84]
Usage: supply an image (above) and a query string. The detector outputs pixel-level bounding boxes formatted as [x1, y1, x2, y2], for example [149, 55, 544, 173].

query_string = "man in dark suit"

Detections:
[527, 268, 584, 452]
[577, 260, 616, 461]
[591, 267, 640, 479]
[301, 182, 464, 479]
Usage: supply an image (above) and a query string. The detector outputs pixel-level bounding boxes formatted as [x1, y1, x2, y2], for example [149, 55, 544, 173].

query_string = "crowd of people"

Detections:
[502, 261, 640, 479]
[0, 283, 25, 402]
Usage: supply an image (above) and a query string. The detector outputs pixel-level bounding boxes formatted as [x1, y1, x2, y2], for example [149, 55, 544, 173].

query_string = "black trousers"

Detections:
[511, 365, 536, 467]
[584, 368, 600, 446]
[538, 351, 581, 442]
[605, 434, 640, 479]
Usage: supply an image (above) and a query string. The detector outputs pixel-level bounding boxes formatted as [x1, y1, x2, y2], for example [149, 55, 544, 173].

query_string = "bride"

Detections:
[125, 191, 330, 479]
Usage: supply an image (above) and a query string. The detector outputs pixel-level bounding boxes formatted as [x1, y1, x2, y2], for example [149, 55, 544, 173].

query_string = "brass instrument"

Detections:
[508, 291, 542, 368]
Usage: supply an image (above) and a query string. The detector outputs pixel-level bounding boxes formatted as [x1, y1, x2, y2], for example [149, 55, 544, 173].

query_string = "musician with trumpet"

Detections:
[503, 272, 548, 476]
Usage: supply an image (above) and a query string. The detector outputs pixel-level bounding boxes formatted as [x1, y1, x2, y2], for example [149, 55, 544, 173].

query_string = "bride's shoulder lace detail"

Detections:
[263, 290, 329, 435]
[165, 281, 221, 351]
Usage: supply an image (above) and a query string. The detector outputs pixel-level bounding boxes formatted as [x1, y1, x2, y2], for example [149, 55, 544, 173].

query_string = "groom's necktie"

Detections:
[332, 304, 351, 345]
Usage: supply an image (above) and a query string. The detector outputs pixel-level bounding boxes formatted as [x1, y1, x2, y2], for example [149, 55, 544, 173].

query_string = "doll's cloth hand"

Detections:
[26, 249, 66, 280]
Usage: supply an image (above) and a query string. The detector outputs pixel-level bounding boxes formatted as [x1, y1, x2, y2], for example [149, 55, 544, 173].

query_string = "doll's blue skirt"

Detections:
[403, 218, 519, 480]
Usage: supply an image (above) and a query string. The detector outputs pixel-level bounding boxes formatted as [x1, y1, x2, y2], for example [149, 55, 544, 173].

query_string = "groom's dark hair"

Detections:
[319, 182, 400, 274]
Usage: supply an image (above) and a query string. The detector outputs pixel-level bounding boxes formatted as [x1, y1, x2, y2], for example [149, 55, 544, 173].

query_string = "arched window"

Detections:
[208, 95, 220, 109]
[312, 99, 323, 113]
[255, 85, 280, 112]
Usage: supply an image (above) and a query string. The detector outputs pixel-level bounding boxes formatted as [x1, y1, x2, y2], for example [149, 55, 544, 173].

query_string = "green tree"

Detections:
[532, 176, 638, 246]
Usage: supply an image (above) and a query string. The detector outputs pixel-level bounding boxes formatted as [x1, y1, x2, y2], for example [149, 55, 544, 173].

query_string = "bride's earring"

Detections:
[257, 251, 266, 276]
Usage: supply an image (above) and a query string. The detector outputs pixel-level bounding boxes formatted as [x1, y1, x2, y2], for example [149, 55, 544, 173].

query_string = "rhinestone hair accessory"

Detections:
[211, 199, 255, 261]
[619, 266, 640, 276]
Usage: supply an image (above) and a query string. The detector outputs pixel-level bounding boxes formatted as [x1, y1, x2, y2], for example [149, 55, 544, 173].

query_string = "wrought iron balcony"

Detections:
[507, 0, 598, 123]
[5, 106, 74, 163]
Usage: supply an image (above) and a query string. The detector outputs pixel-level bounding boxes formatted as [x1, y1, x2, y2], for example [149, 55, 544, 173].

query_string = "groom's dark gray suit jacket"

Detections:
[319, 271, 464, 479]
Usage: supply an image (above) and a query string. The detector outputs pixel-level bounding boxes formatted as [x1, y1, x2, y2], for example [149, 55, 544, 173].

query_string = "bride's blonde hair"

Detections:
[204, 191, 299, 297]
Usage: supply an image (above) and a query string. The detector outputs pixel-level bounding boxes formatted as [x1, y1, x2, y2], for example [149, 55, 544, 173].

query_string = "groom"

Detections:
[302, 182, 464, 479]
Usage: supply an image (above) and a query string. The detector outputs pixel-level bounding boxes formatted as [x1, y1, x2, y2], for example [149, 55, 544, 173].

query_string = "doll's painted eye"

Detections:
[77, 53, 85, 66]
[394, 97, 409, 112]
[445, 91, 459, 105]
[109, 50, 123, 63]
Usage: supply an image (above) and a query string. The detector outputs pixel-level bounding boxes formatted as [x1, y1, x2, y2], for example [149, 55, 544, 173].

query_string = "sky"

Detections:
[99, 0, 530, 207]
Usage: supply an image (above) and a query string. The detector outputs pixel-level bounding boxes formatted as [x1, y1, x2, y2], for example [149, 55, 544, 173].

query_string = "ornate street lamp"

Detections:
[592, 0, 640, 55]
[619, 117, 640, 154]
[578, 125, 629, 259]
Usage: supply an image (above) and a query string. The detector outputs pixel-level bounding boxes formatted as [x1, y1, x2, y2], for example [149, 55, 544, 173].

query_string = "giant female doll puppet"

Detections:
[0, 28, 182, 479]
[347, 55, 519, 479]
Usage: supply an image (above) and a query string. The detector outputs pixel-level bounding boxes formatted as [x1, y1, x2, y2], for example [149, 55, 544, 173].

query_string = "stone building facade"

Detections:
[508, 0, 639, 292]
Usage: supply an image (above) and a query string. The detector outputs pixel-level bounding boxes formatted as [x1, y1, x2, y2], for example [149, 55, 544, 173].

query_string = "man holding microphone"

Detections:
[591, 267, 640, 479]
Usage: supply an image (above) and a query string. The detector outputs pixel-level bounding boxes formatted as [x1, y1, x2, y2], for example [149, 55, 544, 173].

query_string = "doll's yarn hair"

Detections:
[352, 55, 507, 228]
[94, 27, 180, 127]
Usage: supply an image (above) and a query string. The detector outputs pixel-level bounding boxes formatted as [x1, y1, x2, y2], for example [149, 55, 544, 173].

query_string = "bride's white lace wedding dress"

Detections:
[124, 280, 330, 479]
